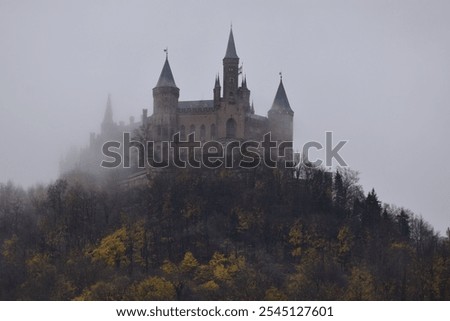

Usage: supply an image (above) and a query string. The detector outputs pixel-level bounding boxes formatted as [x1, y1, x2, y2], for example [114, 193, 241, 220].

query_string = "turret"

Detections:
[152, 54, 179, 115]
[268, 75, 294, 142]
[223, 28, 239, 103]
[101, 94, 115, 135]
[240, 75, 250, 110]
[214, 74, 221, 107]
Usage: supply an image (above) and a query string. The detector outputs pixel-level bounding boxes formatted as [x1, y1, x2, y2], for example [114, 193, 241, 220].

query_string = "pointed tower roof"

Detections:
[224, 28, 239, 59]
[242, 74, 247, 89]
[270, 77, 294, 115]
[156, 56, 177, 88]
[103, 94, 113, 123]
[215, 74, 221, 87]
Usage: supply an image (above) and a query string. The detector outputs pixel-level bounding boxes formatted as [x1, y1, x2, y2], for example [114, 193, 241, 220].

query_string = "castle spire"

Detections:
[103, 94, 113, 123]
[223, 27, 240, 102]
[242, 74, 247, 88]
[224, 27, 239, 59]
[270, 76, 294, 115]
[215, 73, 221, 88]
[214, 73, 221, 106]
[156, 54, 177, 88]
[101, 94, 115, 134]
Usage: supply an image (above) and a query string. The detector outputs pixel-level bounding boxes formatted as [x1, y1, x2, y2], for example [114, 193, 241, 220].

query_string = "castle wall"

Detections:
[216, 101, 246, 139]
[177, 112, 218, 140]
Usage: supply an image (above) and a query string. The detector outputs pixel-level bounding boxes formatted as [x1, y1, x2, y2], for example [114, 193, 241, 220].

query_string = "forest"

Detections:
[0, 164, 449, 300]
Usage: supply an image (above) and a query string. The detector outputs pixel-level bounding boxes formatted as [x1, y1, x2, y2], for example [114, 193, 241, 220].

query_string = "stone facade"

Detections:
[61, 28, 294, 181]
[144, 28, 294, 144]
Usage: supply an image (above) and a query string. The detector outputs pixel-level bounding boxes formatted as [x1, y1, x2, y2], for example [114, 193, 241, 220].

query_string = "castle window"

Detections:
[210, 123, 216, 139]
[200, 124, 206, 140]
[189, 124, 195, 136]
[226, 118, 237, 138]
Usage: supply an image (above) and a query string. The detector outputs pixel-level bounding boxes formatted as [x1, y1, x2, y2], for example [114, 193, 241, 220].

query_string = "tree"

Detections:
[337, 225, 354, 267]
[396, 210, 411, 239]
[288, 220, 305, 259]
[91, 227, 129, 269]
[362, 189, 381, 229]
[333, 170, 346, 213]
[130, 276, 176, 300]
[345, 266, 376, 300]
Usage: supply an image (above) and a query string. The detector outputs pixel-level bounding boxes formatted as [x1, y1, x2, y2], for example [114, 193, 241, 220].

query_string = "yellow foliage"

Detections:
[288, 220, 303, 257]
[232, 207, 250, 232]
[130, 220, 147, 267]
[209, 252, 227, 266]
[337, 225, 354, 262]
[161, 260, 178, 275]
[432, 256, 450, 299]
[345, 266, 376, 300]
[74, 278, 128, 301]
[286, 268, 310, 299]
[26, 253, 56, 279]
[1, 234, 19, 262]
[200, 280, 219, 291]
[208, 252, 245, 283]
[390, 241, 413, 253]
[264, 287, 288, 301]
[91, 227, 129, 268]
[213, 264, 231, 281]
[180, 251, 199, 273]
[131, 276, 176, 300]
[195, 264, 214, 282]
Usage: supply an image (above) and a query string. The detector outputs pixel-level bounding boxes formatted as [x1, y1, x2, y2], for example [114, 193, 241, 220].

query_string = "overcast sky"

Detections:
[0, 0, 449, 234]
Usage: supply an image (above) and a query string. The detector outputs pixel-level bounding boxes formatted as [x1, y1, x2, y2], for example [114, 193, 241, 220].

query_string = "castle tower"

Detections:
[152, 53, 179, 139]
[153, 54, 179, 114]
[223, 28, 239, 103]
[101, 94, 115, 135]
[239, 75, 250, 111]
[214, 74, 221, 107]
[268, 75, 294, 142]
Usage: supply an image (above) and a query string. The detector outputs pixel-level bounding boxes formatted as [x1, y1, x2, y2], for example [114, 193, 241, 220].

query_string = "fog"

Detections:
[0, 0, 449, 234]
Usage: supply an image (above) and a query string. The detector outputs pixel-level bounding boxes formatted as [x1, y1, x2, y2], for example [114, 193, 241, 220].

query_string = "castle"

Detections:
[61, 28, 295, 182]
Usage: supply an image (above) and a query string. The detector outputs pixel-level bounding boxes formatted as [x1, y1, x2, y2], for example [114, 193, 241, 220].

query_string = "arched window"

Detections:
[180, 125, 186, 140]
[226, 118, 237, 138]
[189, 124, 195, 135]
[200, 124, 206, 140]
[210, 123, 216, 140]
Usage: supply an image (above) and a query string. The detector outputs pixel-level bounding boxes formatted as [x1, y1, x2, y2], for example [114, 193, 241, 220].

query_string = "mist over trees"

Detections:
[0, 165, 449, 300]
